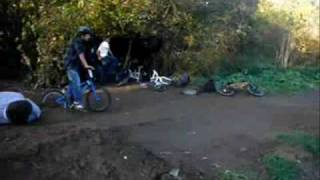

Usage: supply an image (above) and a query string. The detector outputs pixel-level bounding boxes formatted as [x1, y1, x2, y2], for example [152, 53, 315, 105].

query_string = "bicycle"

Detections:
[117, 64, 144, 86]
[128, 65, 143, 82]
[41, 69, 112, 112]
[150, 70, 174, 91]
[216, 81, 265, 97]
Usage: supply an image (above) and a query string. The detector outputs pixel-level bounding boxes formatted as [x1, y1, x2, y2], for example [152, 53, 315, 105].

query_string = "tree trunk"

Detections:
[278, 32, 295, 68]
[123, 40, 133, 69]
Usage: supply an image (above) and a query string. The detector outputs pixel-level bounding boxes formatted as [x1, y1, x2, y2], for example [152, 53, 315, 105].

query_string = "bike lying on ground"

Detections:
[216, 81, 265, 97]
[41, 70, 112, 112]
[150, 70, 174, 91]
[149, 70, 190, 92]
[128, 66, 143, 83]
[117, 63, 147, 86]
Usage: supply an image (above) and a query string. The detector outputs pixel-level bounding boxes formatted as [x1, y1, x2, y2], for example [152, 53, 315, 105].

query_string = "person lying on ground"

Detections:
[0, 92, 41, 125]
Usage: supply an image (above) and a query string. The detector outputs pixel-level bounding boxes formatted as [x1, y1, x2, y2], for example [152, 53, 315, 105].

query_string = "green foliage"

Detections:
[177, 0, 256, 76]
[27, 0, 193, 87]
[277, 132, 320, 156]
[4, 0, 319, 88]
[214, 66, 320, 93]
[220, 170, 249, 180]
[256, 0, 320, 65]
[263, 154, 300, 180]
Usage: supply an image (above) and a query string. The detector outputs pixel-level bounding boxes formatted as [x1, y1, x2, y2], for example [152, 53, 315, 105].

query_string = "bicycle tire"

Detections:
[153, 84, 167, 92]
[86, 88, 112, 112]
[216, 86, 236, 96]
[247, 84, 265, 97]
[41, 89, 66, 108]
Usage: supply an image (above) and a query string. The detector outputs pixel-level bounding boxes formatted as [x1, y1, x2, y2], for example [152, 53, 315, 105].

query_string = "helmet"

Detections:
[78, 26, 93, 35]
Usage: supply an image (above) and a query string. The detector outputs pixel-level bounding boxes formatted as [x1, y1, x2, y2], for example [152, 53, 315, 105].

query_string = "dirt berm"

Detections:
[0, 127, 205, 180]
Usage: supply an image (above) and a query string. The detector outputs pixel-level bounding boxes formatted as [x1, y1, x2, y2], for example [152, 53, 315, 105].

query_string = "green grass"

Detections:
[220, 170, 249, 180]
[221, 68, 319, 93]
[193, 66, 320, 93]
[263, 154, 300, 180]
[277, 132, 320, 156]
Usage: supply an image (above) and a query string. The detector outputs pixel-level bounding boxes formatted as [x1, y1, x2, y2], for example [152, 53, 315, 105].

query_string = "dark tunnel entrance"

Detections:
[0, 36, 25, 80]
[0, 35, 163, 81]
[109, 36, 163, 72]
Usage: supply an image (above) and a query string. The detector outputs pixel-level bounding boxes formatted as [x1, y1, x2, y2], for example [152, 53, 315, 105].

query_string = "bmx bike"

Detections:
[41, 70, 112, 112]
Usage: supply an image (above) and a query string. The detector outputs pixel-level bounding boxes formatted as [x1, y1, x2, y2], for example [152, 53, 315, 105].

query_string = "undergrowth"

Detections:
[263, 154, 300, 180]
[220, 170, 249, 180]
[193, 65, 320, 93]
[277, 132, 320, 156]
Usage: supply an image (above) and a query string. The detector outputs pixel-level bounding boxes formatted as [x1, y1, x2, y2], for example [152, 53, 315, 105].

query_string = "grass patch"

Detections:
[277, 132, 320, 156]
[190, 66, 319, 93]
[218, 67, 319, 93]
[263, 154, 300, 180]
[220, 170, 249, 180]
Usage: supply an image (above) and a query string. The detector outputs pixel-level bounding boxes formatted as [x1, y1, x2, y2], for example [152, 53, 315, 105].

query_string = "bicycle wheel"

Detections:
[247, 84, 265, 97]
[86, 88, 112, 112]
[41, 89, 66, 108]
[153, 84, 167, 92]
[216, 85, 236, 96]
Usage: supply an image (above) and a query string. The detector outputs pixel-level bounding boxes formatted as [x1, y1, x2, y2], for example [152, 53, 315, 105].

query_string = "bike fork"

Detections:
[90, 85, 102, 102]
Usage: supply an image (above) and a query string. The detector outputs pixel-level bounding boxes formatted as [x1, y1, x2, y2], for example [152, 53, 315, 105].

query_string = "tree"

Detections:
[25, 0, 193, 87]
[257, 0, 320, 67]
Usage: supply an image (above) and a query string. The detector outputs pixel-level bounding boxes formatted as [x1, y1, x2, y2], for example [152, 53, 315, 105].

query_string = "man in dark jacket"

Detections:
[64, 26, 95, 110]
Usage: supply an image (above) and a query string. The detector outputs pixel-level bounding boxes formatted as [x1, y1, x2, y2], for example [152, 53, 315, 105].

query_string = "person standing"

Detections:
[97, 38, 119, 82]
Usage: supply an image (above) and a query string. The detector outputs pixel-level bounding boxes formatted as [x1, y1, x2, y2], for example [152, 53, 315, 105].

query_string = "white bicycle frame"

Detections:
[128, 66, 143, 82]
[150, 70, 173, 86]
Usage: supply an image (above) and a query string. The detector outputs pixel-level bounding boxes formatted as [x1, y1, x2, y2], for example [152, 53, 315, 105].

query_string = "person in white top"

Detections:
[97, 38, 114, 63]
[96, 38, 119, 82]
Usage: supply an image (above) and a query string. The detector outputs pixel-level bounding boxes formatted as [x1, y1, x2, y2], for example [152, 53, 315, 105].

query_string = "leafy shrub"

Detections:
[26, 0, 193, 87]
[4, 0, 319, 88]
[215, 66, 320, 93]
[263, 154, 300, 180]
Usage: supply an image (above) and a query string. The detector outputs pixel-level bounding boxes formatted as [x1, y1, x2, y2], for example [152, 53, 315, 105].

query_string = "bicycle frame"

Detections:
[59, 70, 101, 108]
[128, 66, 143, 82]
[150, 70, 172, 86]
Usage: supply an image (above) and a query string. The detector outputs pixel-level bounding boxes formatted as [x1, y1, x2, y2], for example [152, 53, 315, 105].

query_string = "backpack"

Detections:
[202, 79, 215, 93]
[176, 72, 190, 87]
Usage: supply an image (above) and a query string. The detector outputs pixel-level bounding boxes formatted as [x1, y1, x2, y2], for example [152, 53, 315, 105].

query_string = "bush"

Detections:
[4, 0, 319, 88]
[263, 154, 300, 180]
[214, 66, 320, 93]
[27, 0, 194, 87]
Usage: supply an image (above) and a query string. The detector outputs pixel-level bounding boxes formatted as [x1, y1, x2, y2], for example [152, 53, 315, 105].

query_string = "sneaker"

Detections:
[72, 102, 85, 111]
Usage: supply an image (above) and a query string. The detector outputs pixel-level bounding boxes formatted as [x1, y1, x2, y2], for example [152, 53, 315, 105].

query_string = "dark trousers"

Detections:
[97, 56, 119, 84]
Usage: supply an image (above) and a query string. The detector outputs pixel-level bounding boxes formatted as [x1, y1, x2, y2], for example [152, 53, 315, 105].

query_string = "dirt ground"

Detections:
[0, 82, 319, 179]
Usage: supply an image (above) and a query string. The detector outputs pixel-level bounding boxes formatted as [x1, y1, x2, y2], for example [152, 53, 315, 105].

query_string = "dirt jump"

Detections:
[0, 83, 319, 179]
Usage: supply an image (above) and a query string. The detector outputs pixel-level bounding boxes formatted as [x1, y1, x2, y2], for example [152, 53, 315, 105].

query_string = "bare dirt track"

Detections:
[0, 82, 319, 179]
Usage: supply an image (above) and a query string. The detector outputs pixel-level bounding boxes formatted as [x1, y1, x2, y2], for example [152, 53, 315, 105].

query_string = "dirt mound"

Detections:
[0, 127, 203, 180]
